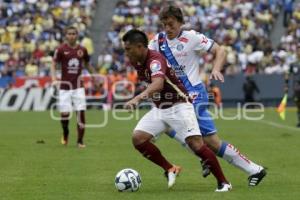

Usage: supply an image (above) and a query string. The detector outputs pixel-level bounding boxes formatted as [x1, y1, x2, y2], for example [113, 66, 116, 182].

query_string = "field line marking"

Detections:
[255, 119, 299, 132]
[223, 110, 299, 132]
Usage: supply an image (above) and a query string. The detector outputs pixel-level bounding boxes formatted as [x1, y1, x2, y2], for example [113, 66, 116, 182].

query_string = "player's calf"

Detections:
[185, 136, 229, 187]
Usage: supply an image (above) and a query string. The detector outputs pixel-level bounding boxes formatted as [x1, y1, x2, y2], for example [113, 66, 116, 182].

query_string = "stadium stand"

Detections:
[0, 0, 96, 88]
[100, 0, 299, 78]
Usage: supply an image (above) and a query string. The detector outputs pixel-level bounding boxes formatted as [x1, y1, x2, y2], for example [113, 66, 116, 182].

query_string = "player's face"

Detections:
[161, 16, 182, 40]
[124, 42, 143, 63]
[66, 29, 78, 45]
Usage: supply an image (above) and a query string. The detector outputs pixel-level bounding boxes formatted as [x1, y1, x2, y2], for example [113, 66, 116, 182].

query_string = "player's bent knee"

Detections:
[185, 135, 204, 152]
[203, 134, 221, 153]
[132, 130, 153, 146]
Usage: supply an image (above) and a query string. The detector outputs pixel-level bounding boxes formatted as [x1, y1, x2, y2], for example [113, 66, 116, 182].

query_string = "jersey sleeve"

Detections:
[149, 57, 167, 78]
[189, 30, 214, 52]
[53, 47, 62, 62]
[148, 34, 159, 51]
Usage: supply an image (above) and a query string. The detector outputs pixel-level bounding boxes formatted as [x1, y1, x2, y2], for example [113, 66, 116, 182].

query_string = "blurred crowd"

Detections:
[1, 0, 299, 95]
[99, 0, 300, 84]
[0, 0, 96, 88]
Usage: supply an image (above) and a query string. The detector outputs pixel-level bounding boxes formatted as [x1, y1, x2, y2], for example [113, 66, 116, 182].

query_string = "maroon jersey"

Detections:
[132, 50, 188, 108]
[53, 43, 89, 90]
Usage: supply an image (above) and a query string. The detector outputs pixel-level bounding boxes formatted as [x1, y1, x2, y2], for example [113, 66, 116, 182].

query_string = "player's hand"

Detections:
[124, 98, 140, 111]
[210, 70, 224, 83]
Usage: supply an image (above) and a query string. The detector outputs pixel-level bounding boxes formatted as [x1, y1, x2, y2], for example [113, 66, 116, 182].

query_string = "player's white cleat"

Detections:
[165, 165, 182, 188]
[77, 143, 86, 148]
[61, 137, 68, 146]
[215, 182, 232, 192]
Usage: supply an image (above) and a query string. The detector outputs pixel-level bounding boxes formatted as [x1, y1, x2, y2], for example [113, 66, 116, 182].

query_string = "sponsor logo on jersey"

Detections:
[159, 44, 166, 51]
[68, 58, 80, 74]
[178, 37, 188, 43]
[77, 49, 83, 57]
[175, 52, 188, 57]
[150, 60, 161, 73]
[172, 65, 186, 77]
[176, 44, 184, 51]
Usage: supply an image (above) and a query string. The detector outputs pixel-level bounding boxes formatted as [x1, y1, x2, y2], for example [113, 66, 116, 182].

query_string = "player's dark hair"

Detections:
[159, 5, 184, 23]
[122, 29, 148, 47]
[64, 26, 78, 35]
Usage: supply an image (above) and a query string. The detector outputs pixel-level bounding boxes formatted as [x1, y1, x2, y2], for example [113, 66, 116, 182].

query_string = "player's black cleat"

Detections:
[248, 168, 267, 186]
[215, 182, 232, 192]
[201, 160, 211, 178]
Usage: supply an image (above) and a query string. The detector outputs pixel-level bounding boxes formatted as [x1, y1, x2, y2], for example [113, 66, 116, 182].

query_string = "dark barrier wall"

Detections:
[0, 74, 296, 110]
[213, 74, 294, 107]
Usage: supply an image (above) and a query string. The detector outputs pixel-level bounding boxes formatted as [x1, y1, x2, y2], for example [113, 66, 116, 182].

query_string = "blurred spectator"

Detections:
[283, 0, 295, 27]
[25, 58, 38, 77]
[81, 32, 94, 56]
[243, 76, 260, 108]
[289, 45, 300, 127]
[0, 0, 96, 87]
[126, 67, 138, 85]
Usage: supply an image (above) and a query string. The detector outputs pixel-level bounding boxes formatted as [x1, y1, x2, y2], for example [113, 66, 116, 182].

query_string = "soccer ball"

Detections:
[115, 168, 142, 192]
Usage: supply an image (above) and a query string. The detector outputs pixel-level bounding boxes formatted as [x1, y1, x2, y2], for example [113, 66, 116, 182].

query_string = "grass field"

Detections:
[0, 108, 299, 200]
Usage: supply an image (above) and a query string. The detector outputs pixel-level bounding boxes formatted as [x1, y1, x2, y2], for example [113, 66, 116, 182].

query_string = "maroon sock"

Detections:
[60, 113, 70, 140]
[76, 111, 85, 144]
[195, 144, 228, 184]
[134, 140, 173, 171]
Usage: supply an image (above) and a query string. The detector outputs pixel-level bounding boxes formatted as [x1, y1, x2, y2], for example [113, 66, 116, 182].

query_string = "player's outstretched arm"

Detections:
[124, 77, 164, 110]
[209, 43, 226, 83]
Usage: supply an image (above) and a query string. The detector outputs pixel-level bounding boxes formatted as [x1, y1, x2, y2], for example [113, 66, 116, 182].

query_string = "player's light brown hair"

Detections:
[159, 5, 184, 23]
[64, 26, 78, 35]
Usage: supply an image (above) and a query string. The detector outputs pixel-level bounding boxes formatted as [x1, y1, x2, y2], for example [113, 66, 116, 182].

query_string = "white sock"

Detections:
[168, 130, 263, 175]
[221, 142, 262, 175]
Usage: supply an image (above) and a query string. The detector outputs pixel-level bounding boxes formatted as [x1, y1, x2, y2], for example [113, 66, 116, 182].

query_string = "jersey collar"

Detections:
[165, 30, 183, 41]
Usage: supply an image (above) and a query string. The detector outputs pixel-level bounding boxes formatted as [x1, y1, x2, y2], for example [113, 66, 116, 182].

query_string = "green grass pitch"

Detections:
[0, 108, 299, 200]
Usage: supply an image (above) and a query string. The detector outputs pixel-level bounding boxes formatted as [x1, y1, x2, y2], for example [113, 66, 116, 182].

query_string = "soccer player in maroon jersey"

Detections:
[122, 29, 230, 190]
[51, 26, 95, 148]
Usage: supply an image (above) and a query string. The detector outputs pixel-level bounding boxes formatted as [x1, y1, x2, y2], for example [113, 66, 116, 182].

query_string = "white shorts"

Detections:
[134, 103, 201, 141]
[58, 88, 86, 112]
